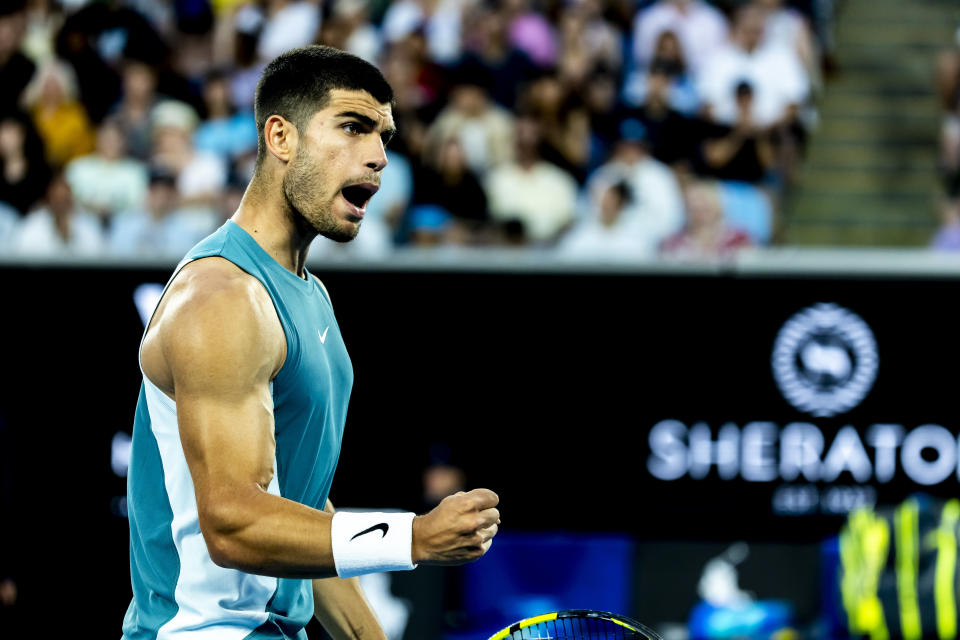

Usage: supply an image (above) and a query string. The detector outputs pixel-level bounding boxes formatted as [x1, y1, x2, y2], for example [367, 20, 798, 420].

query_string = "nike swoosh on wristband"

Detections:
[350, 523, 389, 541]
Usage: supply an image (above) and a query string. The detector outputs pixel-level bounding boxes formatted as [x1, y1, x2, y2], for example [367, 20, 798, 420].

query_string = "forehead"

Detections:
[314, 88, 394, 127]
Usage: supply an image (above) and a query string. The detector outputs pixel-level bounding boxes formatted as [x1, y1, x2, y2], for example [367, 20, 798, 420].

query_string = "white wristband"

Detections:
[330, 511, 418, 578]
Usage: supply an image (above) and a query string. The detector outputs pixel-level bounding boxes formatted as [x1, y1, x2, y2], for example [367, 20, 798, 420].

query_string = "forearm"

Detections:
[201, 487, 338, 578]
[313, 576, 387, 640]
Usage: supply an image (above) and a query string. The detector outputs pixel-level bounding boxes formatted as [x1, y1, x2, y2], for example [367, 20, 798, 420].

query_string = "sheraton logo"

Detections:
[771, 303, 878, 418]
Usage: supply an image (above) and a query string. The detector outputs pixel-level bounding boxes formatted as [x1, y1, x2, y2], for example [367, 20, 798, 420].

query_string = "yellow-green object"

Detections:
[840, 506, 890, 640]
[840, 497, 960, 640]
[935, 500, 960, 640]
[895, 500, 921, 640]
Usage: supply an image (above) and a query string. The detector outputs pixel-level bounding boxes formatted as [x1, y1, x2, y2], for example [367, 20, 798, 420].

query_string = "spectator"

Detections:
[623, 30, 698, 115]
[698, 81, 776, 183]
[632, 0, 727, 75]
[0, 1, 35, 115]
[586, 118, 685, 243]
[697, 4, 808, 129]
[14, 171, 104, 256]
[110, 60, 162, 161]
[628, 58, 698, 168]
[0, 110, 50, 216]
[556, 0, 622, 89]
[582, 65, 621, 173]
[255, 1, 322, 63]
[503, 0, 559, 68]
[661, 179, 751, 259]
[460, 2, 537, 110]
[381, 0, 467, 64]
[425, 61, 514, 176]
[65, 118, 148, 220]
[331, 0, 382, 64]
[194, 69, 258, 164]
[107, 167, 217, 258]
[755, 0, 818, 77]
[22, 59, 96, 169]
[383, 31, 449, 115]
[485, 113, 578, 243]
[412, 134, 488, 236]
[150, 100, 227, 209]
[558, 180, 659, 260]
[520, 73, 591, 182]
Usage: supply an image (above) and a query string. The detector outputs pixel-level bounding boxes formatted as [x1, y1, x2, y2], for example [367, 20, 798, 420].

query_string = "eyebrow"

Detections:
[335, 111, 378, 128]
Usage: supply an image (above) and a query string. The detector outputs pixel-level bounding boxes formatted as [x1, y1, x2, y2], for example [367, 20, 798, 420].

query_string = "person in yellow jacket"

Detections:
[22, 60, 95, 168]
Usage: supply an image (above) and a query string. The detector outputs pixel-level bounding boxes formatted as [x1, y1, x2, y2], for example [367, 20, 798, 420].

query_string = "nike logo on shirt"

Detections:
[318, 327, 329, 344]
[350, 523, 389, 541]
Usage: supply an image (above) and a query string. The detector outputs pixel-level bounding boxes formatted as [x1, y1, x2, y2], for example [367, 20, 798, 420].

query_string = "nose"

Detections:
[365, 136, 388, 172]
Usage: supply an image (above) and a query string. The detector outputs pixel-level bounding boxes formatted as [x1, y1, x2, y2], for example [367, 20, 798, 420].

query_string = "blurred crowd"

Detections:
[0, 0, 830, 263]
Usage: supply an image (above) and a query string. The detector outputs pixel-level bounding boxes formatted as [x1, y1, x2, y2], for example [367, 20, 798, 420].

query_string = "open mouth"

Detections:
[340, 183, 378, 212]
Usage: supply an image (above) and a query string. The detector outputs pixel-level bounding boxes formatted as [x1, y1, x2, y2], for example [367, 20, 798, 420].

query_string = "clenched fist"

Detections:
[412, 488, 500, 565]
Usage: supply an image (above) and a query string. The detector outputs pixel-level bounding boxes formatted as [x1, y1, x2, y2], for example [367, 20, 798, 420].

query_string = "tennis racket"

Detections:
[487, 610, 663, 640]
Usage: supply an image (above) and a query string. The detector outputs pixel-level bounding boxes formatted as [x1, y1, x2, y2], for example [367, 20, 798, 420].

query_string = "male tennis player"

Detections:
[122, 45, 500, 640]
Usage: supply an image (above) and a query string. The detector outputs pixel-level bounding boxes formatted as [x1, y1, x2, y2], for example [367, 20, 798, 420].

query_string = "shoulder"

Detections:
[158, 258, 285, 370]
[167, 257, 276, 325]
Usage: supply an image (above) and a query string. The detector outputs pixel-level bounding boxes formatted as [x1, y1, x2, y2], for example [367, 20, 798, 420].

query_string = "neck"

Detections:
[231, 173, 316, 278]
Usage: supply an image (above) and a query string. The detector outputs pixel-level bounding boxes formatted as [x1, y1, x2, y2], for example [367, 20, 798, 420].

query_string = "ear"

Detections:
[263, 115, 296, 165]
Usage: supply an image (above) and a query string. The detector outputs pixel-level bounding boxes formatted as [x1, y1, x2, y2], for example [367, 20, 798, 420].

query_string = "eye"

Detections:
[342, 122, 362, 136]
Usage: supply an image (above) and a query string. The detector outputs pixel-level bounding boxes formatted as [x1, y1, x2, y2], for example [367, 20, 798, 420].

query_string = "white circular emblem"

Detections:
[772, 303, 878, 418]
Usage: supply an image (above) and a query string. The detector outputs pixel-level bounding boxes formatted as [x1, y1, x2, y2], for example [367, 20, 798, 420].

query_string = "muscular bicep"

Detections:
[161, 266, 286, 533]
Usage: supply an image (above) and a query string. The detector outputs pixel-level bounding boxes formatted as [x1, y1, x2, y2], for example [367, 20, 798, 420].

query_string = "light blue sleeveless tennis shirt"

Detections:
[122, 220, 354, 640]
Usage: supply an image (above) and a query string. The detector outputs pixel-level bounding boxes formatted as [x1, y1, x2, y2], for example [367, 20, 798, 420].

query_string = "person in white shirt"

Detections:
[14, 172, 104, 257]
[485, 113, 578, 244]
[425, 63, 515, 176]
[632, 0, 728, 75]
[107, 167, 218, 258]
[558, 179, 659, 261]
[585, 118, 685, 244]
[255, 0, 322, 63]
[65, 117, 148, 220]
[697, 4, 809, 129]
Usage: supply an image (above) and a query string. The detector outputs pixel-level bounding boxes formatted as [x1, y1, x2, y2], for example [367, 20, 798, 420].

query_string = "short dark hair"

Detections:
[253, 45, 393, 168]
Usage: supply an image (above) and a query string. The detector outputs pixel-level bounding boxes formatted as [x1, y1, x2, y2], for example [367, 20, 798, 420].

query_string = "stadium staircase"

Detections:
[782, 0, 960, 246]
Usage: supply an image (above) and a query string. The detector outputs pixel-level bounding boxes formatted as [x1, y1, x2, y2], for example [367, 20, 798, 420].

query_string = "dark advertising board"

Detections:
[2, 263, 960, 632]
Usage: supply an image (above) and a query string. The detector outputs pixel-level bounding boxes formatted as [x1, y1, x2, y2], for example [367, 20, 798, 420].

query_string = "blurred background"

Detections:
[3, 0, 960, 638]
